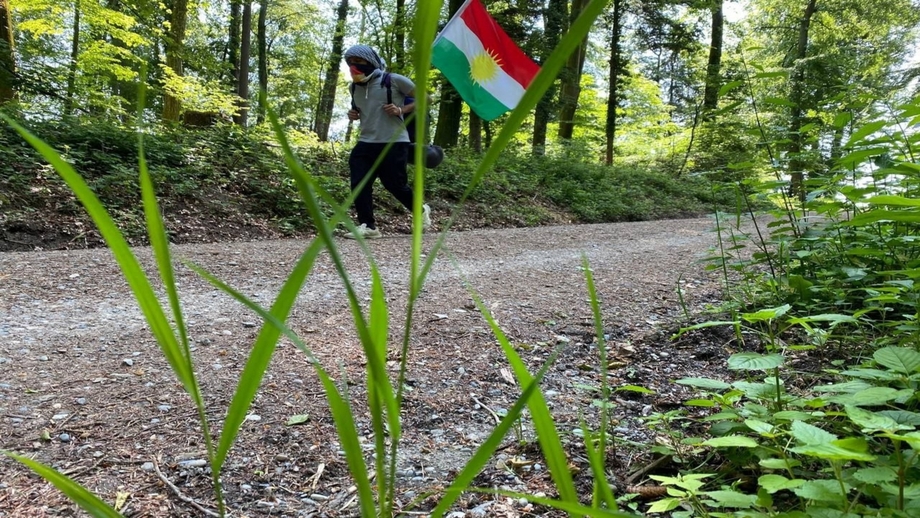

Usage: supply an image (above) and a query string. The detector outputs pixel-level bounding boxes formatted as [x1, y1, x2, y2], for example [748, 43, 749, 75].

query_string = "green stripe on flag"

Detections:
[433, 38, 510, 121]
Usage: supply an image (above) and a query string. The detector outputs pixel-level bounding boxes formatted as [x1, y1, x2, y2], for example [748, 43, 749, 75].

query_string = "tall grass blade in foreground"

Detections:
[5, 453, 122, 517]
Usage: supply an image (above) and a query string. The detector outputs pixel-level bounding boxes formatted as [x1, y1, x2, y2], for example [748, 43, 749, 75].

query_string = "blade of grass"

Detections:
[468, 287, 579, 511]
[6, 453, 123, 518]
[581, 256, 618, 510]
[368, 267, 392, 515]
[1, 116, 195, 395]
[266, 102, 401, 443]
[187, 263, 378, 517]
[134, 80, 225, 515]
[469, 488, 637, 517]
[430, 345, 565, 517]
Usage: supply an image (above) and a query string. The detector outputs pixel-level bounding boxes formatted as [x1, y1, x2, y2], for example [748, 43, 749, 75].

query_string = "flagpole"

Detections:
[432, 0, 475, 47]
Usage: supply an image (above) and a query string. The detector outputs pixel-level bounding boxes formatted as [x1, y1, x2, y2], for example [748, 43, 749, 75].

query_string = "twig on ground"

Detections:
[152, 457, 220, 518]
[625, 454, 672, 485]
[471, 395, 501, 424]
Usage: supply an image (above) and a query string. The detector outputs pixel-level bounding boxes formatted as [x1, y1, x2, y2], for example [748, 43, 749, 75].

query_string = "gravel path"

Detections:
[0, 218, 728, 516]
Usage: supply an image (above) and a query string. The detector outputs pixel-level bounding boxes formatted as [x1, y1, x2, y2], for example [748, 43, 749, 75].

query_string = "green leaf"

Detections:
[839, 368, 900, 381]
[790, 443, 875, 461]
[792, 480, 850, 502]
[741, 304, 791, 322]
[790, 420, 837, 445]
[758, 474, 805, 493]
[773, 410, 818, 422]
[744, 419, 775, 435]
[733, 381, 782, 400]
[616, 385, 656, 394]
[759, 458, 801, 470]
[685, 399, 716, 407]
[787, 314, 857, 326]
[701, 490, 757, 508]
[703, 436, 759, 448]
[826, 387, 907, 406]
[719, 80, 744, 96]
[845, 120, 887, 147]
[6, 453, 122, 517]
[877, 410, 920, 426]
[832, 111, 852, 129]
[867, 195, 920, 207]
[853, 466, 898, 484]
[286, 414, 310, 426]
[846, 405, 913, 432]
[676, 377, 731, 390]
[874, 347, 920, 374]
[848, 210, 920, 226]
[812, 380, 874, 393]
[728, 353, 785, 371]
[648, 497, 682, 513]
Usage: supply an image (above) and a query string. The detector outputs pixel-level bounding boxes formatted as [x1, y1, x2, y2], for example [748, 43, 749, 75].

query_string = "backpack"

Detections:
[350, 73, 444, 168]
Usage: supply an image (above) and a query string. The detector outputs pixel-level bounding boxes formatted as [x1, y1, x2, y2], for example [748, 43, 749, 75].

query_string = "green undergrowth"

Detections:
[1, 114, 737, 247]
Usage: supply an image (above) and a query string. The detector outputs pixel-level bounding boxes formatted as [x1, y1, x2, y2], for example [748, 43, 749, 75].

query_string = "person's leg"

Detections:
[349, 142, 382, 229]
[377, 142, 414, 210]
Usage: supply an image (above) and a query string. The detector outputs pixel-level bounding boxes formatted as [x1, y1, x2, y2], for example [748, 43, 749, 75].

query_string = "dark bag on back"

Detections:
[350, 73, 444, 168]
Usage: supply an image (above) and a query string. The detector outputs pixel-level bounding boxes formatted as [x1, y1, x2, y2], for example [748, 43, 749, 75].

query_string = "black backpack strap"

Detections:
[349, 82, 357, 111]
[381, 72, 393, 106]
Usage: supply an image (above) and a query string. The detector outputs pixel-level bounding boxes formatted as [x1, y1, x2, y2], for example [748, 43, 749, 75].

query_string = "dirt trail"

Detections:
[0, 218, 730, 516]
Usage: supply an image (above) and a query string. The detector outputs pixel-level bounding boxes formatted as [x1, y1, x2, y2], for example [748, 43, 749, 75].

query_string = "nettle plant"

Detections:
[651, 345, 920, 518]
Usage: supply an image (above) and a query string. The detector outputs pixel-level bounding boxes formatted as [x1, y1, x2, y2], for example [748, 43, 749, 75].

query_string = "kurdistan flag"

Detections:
[431, 0, 540, 121]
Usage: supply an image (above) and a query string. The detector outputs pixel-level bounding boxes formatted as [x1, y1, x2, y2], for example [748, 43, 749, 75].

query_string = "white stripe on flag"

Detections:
[445, 18, 528, 110]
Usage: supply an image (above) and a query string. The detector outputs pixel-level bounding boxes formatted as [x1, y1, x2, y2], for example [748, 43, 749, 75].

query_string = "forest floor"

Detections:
[0, 214, 746, 517]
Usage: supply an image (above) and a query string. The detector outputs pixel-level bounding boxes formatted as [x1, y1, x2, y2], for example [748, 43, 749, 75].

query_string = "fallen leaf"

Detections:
[114, 491, 130, 511]
[286, 414, 310, 426]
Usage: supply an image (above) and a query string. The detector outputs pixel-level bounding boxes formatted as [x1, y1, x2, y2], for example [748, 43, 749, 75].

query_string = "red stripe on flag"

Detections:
[459, 0, 540, 88]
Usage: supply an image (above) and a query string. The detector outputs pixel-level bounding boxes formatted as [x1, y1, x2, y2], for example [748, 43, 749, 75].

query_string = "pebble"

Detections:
[75, 397, 86, 405]
[141, 462, 155, 472]
[123, 358, 134, 366]
[241, 484, 252, 490]
[52, 413, 69, 420]
[178, 459, 207, 468]
[39, 355, 49, 361]
[59, 433, 72, 442]
[157, 404, 171, 412]
[242, 321, 257, 328]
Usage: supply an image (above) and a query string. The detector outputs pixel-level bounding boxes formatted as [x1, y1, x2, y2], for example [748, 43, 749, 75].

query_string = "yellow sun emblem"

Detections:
[469, 49, 501, 85]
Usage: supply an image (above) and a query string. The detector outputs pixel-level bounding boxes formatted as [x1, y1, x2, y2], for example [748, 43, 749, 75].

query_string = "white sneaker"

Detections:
[344, 223, 382, 240]
[420, 204, 432, 230]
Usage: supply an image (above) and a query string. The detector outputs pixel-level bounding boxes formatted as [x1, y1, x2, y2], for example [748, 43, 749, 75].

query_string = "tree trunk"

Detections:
[557, 0, 590, 140]
[235, 1, 252, 126]
[433, 0, 465, 148]
[788, 0, 818, 202]
[65, 0, 81, 116]
[394, 0, 405, 72]
[469, 111, 482, 152]
[229, 0, 241, 87]
[532, 0, 568, 155]
[313, 0, 348, 141]
[0, 0, 13, 104]
[702, 0, 723, 119]
[163, 0, 189, 122]
[604, 0, 625, 166]
[256, 0, 268, 124]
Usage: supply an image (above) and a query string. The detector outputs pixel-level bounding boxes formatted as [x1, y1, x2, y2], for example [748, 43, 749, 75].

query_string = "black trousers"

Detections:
[349, 141, 413, 229]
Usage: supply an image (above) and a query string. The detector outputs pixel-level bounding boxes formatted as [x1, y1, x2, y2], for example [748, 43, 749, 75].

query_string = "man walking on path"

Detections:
[343, 45, 430, 239]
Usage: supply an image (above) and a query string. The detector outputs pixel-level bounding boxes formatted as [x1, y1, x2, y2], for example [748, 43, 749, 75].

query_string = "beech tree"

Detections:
[0, 0, 15, 104]
[163, 0, 189, 121]
[313, 0, 348, 141]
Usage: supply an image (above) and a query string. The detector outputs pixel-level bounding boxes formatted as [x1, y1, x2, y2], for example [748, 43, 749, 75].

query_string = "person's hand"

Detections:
[383, 103, 403, 117]
[347, 109, 360, 121]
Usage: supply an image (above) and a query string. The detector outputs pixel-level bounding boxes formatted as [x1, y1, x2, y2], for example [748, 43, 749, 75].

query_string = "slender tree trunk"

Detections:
[65, 0, 81, 116]
[394, 0, 405, 72]
[313, 0, 348, 141]
[0, 0, 14, 104]
[229, 0, 241, 87]
[433, 0, 465, 148]
[469, 111, 482, 152]
[256, 0, 267, 124]
[702, 0, 723, 119]
[483, 118, 492, 149]
[558, 0, 590, 140]
[604, 0, 624, 166]
[235, 1, 252, 126]
[163, 0, 189, 122]
[532, 0, 568, 155]
[788, 0, 818, 202]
